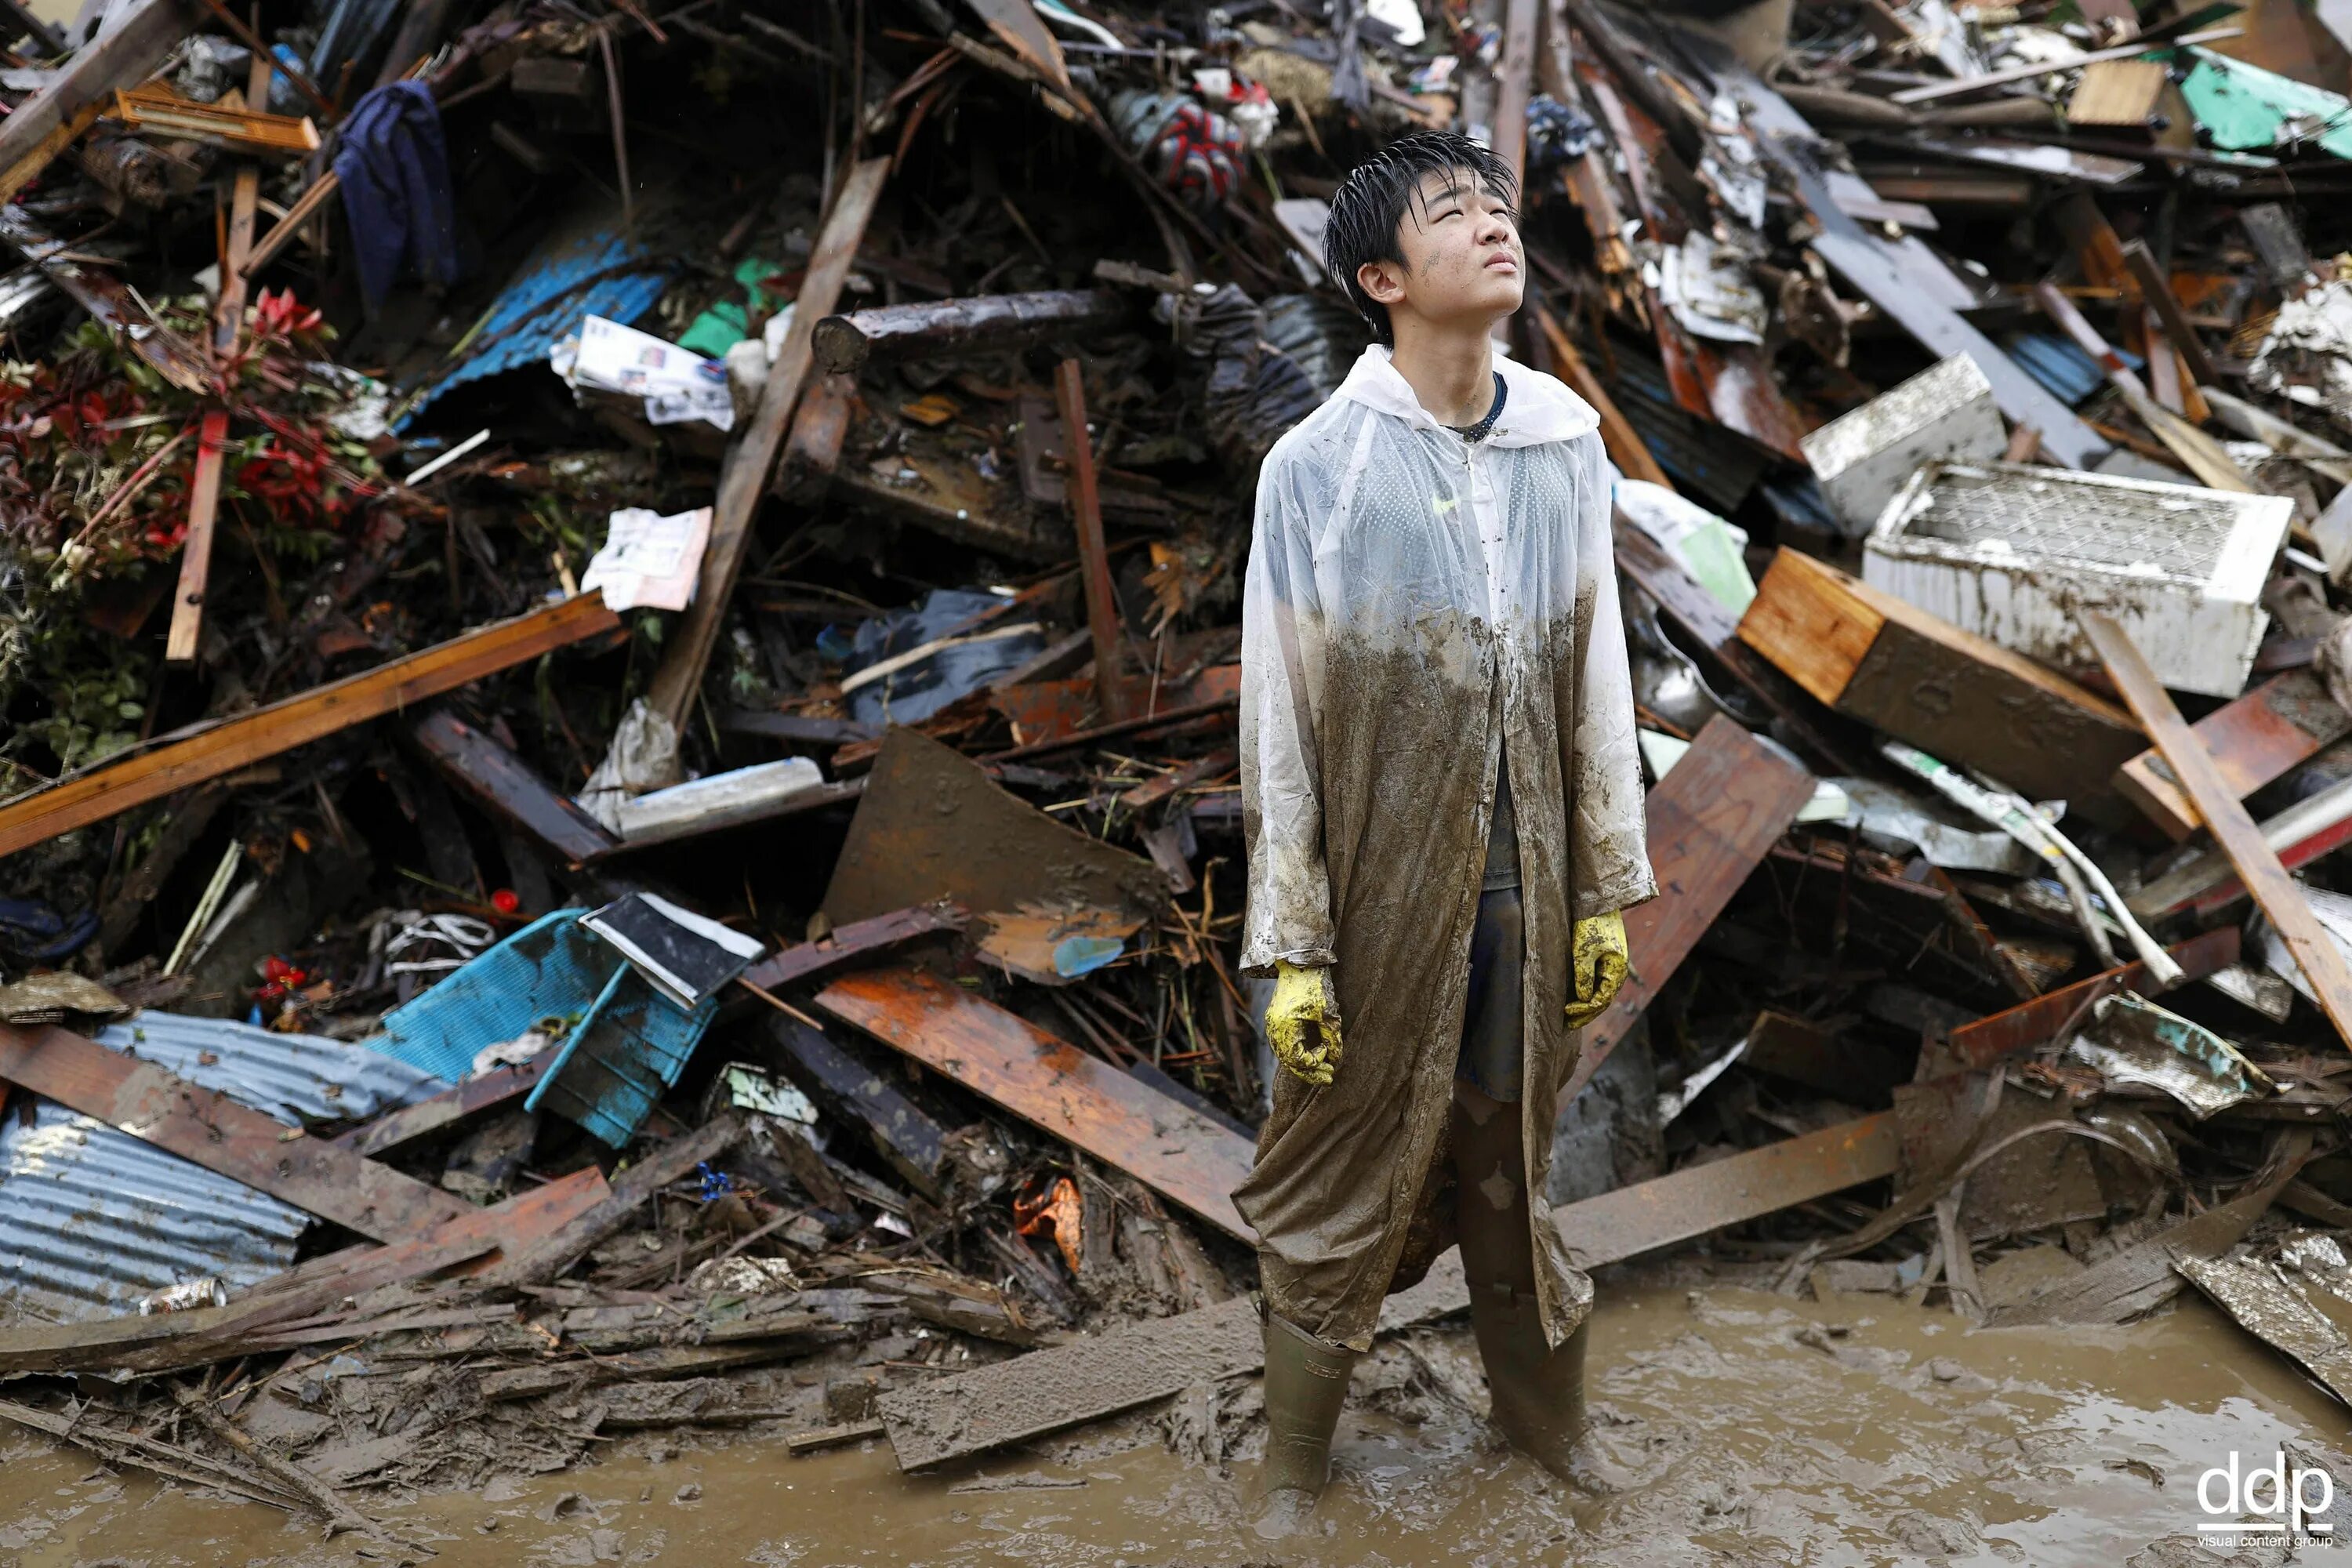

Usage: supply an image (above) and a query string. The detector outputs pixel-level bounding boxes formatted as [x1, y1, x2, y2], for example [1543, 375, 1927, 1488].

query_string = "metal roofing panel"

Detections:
[95, 1011, 449, 1127]
[0, 1014, 449, 1325]
[0, 1102, 310, 1323]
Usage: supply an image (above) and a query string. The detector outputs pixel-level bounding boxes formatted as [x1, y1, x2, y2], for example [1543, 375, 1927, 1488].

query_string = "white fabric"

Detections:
[1238, 344, 1654, 975]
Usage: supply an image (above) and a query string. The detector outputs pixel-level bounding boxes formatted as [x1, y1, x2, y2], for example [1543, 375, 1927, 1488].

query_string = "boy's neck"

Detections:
[1387, 317, 1499, 429]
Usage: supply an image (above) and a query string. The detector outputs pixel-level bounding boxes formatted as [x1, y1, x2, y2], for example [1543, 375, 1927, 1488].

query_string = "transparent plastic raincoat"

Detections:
[1233, 344, 1657, 1349]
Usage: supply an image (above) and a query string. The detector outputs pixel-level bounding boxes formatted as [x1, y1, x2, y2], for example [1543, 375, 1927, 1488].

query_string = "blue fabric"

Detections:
[332, 81, 459, 313]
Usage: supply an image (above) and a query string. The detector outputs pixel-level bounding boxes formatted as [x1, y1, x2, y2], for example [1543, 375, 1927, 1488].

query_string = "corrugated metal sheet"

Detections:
[403, 221, 671, 425]
[0, 1013, 450, 1324]
[0, 1103, 310, 1323]
[95, 1011, 448, 1126]
[2002, 332, 2143, 408]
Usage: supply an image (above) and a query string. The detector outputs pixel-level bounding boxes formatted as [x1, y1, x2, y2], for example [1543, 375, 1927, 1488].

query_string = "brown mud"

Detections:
[0, 1263, 2340, 1566]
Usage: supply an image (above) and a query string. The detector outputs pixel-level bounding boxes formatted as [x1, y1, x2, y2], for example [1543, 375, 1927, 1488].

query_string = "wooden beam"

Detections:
[0, 0, 195, 197]
[0, 1022, 471, 1240]
[2113, 670, 2350, 841]
[331, 1056, 554, 1160]
[1737, 547, 2143, 804]
[2082, 612, 2352, 1050]
[879, 1110, 1900, 1468]
[239, 168, 339, 281]
[409, 706, 619, 868]
[0, 97, 103, 204]
[1533, 301, 1672, 489]
[163, 407, 229, 663]
[645, 157, 887, 730]
[811, 289, 1128, 374]
[0, 593, 621, 859]
[735, 902, 964, 996]
[1945, 926, 2241, 1067]
[1556, 714, 1816, 1108]
[474, 1113, 746, 1287]
[2118, 239, 2220, 385]
[207, 38, 272, 355]
[815, 965, 1255, 1240]
[1053, 357, 1127, 720]
[1490, 0, 1541, 190]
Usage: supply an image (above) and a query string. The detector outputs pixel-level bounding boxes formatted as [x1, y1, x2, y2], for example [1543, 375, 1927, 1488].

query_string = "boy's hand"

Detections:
[1564, 913, 1629, 1028]
[1268, 961, 1343, 1086]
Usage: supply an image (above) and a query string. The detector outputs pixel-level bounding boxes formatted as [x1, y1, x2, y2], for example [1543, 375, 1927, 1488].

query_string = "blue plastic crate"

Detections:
[368, 909, 714, 1147]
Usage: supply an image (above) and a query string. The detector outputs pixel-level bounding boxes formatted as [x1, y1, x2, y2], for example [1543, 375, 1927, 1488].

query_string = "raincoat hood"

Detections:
[1333, 343, 1602, 448]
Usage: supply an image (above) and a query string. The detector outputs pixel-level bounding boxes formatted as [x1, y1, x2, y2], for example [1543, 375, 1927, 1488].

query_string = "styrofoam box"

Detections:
[1861, 460, 2292, 699]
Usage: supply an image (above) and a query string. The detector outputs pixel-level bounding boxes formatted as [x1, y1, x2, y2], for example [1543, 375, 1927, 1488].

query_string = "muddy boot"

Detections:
[1254, 1312, 1356, 1537]
[1453, 1080, 1590, 1479]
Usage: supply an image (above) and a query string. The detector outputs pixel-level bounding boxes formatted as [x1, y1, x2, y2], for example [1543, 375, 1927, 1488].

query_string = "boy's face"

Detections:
[1356, 167, 1523, 336]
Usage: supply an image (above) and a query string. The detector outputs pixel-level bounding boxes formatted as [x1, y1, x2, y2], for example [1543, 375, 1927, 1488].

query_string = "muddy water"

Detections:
[1, 1272, 2342, 1566]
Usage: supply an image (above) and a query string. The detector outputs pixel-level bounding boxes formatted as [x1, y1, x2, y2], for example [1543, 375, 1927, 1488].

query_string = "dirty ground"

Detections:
[0, 1268, 2342, 1566]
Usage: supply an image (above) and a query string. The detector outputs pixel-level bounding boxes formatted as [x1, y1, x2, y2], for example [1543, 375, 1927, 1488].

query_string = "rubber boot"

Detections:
[1453, 1081, 1590, 1479]
[1254, 1312, 1357, 1537]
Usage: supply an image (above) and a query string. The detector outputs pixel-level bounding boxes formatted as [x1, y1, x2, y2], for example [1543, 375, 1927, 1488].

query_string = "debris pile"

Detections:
[0, 0, 2347, 1532]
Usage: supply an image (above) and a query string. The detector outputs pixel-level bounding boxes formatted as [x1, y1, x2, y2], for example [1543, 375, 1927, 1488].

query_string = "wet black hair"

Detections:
[1322, 131, 1519, 347]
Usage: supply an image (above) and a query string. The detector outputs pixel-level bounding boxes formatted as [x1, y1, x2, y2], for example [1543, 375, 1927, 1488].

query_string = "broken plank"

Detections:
[2084, 612, 2352, 1051]
[2034, 281, 2256, 495]
[239, 166, 338, 280]
[1534, 303, 1671, 488]
[645, 157, 888, 730]
[1946, 926, 2240, 1067]
[162, 408, 228, 664]
[474, 1112, 746, 1287]
[1055, 356, 1129, 720]
[1557, 714, 1815, 1109]
[880, 1110, 1900, 1469]
[0, 1166, 608, 1377]
[735, 902, 967, 996]
[2130, 775, 2352, 920]
[332, 1056, 554, 1160]
[409, 706, 619, 868]
[768, 1018, 949, 1200]
[1737, 547, 2143, 804]
[815, 965, 1255, 1240]
[2119, 239, 2219, 385]
[775, 370, 856, 501]
[0, 0, 194, 195]
[0, 1022, 470, 1239]
[811, 289, 1129, 374]
[0, 203, 211, 391]
[2114, 670, 2351, 841]
[0, 593, 619, 859]
[1741, 1010, 1911, 1100]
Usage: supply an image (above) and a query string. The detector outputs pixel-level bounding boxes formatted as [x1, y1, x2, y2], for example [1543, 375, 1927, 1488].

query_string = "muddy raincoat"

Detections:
[1234, 345, 1656, 1350]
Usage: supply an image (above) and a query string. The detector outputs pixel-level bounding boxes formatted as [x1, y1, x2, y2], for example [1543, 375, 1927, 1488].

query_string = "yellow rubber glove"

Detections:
[1563, 912, 1630, 1029]
[1266, 960, 1343, 1086]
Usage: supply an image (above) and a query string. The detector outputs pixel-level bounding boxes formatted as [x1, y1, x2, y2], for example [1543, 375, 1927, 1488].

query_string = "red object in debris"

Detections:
[491, 888, 522, 915]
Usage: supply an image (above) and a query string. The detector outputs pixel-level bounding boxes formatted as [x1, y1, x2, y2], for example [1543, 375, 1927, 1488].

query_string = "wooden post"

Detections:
[211, 22, 270, 354]
[1491, 0, 1541, 191]
[644, 157, 888, 729]
[1052, 358, 1127, 721]
[164, 408, 230, 663]
[2082, 612, 2352, 1051]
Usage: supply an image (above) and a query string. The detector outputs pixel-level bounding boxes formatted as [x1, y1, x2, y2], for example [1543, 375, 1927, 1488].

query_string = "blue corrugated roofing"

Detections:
[96, 1012, 448, 1126]
[401, 223, 671, 425]
[0, 1013, 450, 1325]
[0, 1103, 310, 1324]
[2002, 332, 2143, 408]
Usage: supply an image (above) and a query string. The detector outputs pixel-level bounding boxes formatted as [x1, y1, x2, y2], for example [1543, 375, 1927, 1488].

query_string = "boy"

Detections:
[1234, 131, 1655, 1532]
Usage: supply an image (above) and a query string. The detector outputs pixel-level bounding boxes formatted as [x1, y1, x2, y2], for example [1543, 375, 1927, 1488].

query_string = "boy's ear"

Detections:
[1356, 256, 1407, 307]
